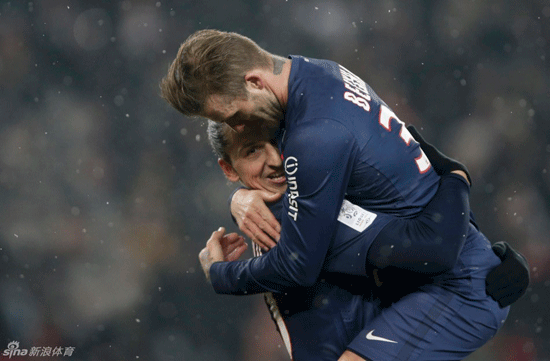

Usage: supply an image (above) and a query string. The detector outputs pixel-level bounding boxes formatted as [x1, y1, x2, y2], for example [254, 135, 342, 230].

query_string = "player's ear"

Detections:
[218, 158, 240, 182]
[244, 71, 264, 90]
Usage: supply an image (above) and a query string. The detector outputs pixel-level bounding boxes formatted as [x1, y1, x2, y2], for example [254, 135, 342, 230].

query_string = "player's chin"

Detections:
[270, 180, 287, 192]
[262, 183, 286, 195]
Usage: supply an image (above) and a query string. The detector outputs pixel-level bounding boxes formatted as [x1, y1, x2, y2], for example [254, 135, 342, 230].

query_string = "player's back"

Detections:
[283, 56, 497, 282]
[284, 56, 440, 217]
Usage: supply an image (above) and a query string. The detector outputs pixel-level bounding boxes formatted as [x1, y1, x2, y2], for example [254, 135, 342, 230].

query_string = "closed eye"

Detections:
[246, 145, 262, 156]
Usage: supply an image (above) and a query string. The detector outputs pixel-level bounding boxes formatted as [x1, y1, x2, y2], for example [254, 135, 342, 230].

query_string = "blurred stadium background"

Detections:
[1, 1, 549, 360]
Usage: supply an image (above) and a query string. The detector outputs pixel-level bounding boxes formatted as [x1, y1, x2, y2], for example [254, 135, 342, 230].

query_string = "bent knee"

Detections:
[338, 350, 367, 361]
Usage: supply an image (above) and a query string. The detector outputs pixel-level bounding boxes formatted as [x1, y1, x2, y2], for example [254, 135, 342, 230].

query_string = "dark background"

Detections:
[1, 1, 548, 360]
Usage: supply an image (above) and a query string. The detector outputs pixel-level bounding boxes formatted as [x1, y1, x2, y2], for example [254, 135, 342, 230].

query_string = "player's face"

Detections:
[204, 89, 283, 134]
[218, 126, 287, 194]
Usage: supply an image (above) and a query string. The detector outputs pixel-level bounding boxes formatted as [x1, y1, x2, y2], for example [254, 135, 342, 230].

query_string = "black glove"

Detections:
[407, 125, 472, 185]
[486, 242, 530, 307]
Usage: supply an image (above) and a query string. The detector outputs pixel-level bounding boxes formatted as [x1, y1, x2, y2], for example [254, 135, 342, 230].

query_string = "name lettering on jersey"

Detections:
[285, 157, 299, 221]
[339, 65, 372, 112]
[339, 64, 430, 174]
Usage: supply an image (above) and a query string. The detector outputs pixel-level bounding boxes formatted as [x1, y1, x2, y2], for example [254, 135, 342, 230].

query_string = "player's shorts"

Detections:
[347, 281, 508, 361]
[269, 229, 509, 361]
[347, 229, 510, 361]
[268, 276, 381, 361]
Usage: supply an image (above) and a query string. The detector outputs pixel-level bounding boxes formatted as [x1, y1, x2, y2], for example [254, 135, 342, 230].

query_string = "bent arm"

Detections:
[366, 173, 470, 274]
[210, 121, 356, 295]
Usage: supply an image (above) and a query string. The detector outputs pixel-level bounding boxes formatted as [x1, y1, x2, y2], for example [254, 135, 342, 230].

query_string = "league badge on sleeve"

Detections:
[337, 200, 377, 232]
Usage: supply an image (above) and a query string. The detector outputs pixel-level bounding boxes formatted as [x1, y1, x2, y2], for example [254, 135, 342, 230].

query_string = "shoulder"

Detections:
[283, 118, 358, 166]
[287, 117, 354, 144]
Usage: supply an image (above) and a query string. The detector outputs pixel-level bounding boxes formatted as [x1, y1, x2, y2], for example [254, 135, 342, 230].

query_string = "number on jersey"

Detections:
[379, 105, 431, 173]
[339, 64, 431, 174]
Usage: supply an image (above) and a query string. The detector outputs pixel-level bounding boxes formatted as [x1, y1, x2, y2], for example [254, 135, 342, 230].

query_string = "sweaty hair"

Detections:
[207, 120, 232, 163]
[160, 29, 273, 117]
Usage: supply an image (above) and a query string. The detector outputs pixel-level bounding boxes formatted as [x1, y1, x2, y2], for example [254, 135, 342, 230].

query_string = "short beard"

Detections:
[253, 93, 284, 131]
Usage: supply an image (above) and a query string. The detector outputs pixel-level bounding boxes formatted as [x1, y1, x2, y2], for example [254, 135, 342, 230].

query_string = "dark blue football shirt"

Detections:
[210, 56, 444, 294]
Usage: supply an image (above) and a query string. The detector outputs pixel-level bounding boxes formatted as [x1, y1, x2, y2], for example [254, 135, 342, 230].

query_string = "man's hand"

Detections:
[486, 242, 530, 307]
[407, 125, 472, 185]
[199, 227, 248, 282]
[231, 189, 282, 251]
[450, 170, 470, 186]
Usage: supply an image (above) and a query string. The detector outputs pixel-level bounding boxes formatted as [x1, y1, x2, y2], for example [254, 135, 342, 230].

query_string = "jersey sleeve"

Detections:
[210, 120, 357, 294]
[320, 174, 471, 277]
[366, 173, 471, 274]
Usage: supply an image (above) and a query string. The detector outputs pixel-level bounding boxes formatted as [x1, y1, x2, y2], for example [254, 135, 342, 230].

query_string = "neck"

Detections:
[275, 59, 292, 109]
[262, 57, 291, 111]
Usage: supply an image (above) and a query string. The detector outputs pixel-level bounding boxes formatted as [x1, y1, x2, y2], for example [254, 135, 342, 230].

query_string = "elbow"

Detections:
[406, 243, 462, 275]
[442, 248, 461, 270]
[423, 252, 460, 275]
[424, 233, 465, 274]
[439, 235, 466, 271]
[298, 276, 318, 287]
[433, 258, 456, 274]
[273, 248, 321, 287]
[284, 265, 319, 287]
[291, 270, 318, 287]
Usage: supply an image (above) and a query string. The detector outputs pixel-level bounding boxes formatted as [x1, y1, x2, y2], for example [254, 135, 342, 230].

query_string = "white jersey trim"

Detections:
[253, 242, 293, 359]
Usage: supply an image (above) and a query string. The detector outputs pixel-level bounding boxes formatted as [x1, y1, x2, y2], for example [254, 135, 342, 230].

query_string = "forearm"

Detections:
[210, 259, 278, 295]
[212, 121, 356, 295]
[367, 173, 470, 274]
[210, 239, 322, 295]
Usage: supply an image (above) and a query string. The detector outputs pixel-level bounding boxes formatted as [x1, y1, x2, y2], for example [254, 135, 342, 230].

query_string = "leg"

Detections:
[269, 281, 376, 361]
[338, 350, 367, 361]
[346, 281, 508, 361]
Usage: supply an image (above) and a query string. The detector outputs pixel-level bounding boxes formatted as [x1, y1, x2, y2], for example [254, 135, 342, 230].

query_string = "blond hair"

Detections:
[160, 29, 272, 116]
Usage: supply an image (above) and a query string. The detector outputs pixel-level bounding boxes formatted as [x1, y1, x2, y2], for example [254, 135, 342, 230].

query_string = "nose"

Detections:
[266, 144, 282, 166]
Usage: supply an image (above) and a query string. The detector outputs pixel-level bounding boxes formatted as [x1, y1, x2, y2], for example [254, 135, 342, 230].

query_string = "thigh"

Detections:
[347, 284, 509, 361]
[272, 282, 379, 361]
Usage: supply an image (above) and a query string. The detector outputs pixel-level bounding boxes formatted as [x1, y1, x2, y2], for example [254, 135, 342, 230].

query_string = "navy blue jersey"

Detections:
[225, 172, 471, 280]
[211, 56, 449, 294]
[224, 181, 507, 360]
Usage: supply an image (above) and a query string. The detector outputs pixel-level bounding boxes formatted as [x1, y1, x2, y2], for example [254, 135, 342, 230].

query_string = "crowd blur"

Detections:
[0, 1, 548, 360]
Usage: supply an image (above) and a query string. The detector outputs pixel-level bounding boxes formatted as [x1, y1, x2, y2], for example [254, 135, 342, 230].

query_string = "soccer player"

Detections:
[205, 119, 526, 360]
[160, 29, 528, 360]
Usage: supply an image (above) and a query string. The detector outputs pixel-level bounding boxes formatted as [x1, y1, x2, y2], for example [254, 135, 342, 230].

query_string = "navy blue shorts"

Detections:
[269, 242, 509, 360]
[268, 278, 381, 361]
[347, 280, 508, 360]
[348, 230, 510, 361]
